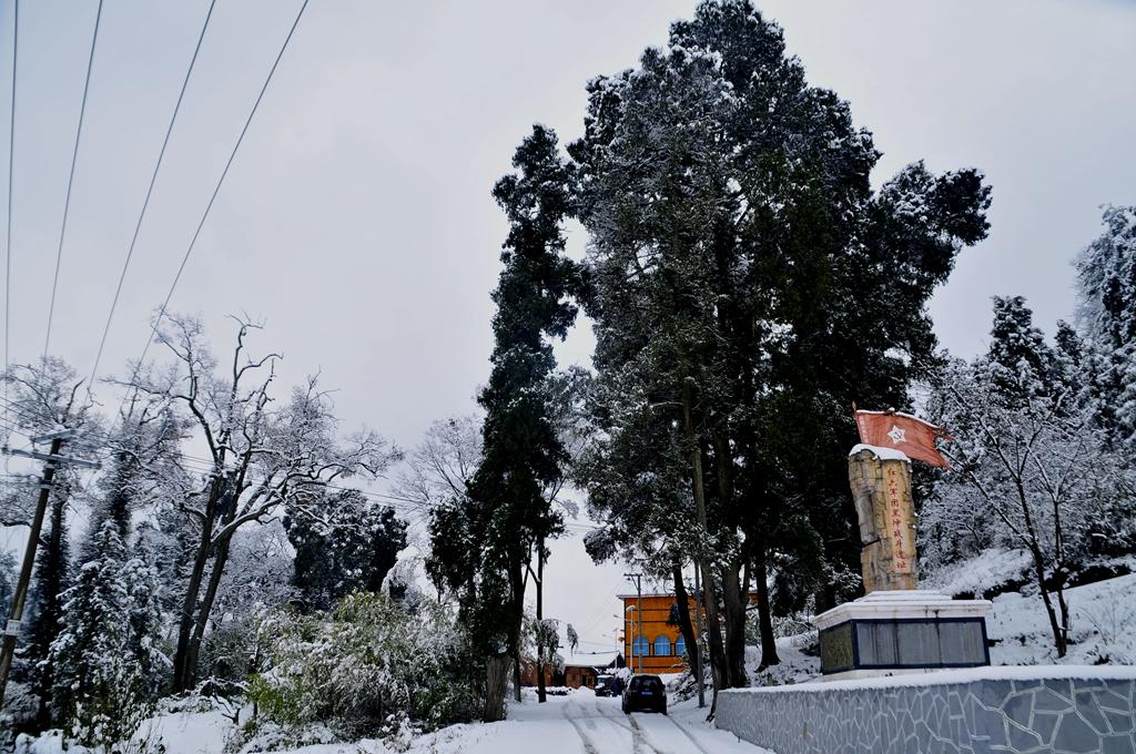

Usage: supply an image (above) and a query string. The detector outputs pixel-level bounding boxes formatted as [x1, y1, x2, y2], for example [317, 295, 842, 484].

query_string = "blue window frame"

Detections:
[632, 636, 649, 657]
[675, 635, 686, 657]
[653, 636, 671, 656]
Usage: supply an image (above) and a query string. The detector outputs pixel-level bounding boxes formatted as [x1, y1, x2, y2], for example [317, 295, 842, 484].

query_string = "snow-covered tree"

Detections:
[284, 489, 407, 612]
[0, 551, 15, 615]
[121, 553, 167, 702]
[930, 298, 1134, 657]
[569, 0, 990, 700]
[1, 358, 95, 724]
[125, 314, 400, 691]
[48, 522, 152, 747]
[1075, 205, 1136, 445]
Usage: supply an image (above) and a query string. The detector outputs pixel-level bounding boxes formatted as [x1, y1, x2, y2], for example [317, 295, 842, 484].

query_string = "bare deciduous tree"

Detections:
[124, 314, 399, 690]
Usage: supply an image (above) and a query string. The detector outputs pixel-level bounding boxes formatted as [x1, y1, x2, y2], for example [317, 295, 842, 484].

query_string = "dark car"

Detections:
[595, 674, 624, 698]
[621, 674, 667, 714]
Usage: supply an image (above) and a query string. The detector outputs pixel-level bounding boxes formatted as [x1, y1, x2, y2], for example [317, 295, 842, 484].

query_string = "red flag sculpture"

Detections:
[854, 409, 949, 468]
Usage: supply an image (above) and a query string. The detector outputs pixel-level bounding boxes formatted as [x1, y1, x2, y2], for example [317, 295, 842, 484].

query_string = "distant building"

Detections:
[520, 650, 624, 689]
[619, 590, 760, 674]
[564, 650, 622, 689]
[618, 592, 694, 674]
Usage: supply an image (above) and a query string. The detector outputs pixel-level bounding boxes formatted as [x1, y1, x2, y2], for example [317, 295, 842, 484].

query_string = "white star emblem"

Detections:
[887, 425, 906, 445]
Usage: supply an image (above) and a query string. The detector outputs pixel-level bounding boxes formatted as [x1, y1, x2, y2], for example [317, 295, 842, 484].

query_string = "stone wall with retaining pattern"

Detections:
[715, 667, 1136, 754]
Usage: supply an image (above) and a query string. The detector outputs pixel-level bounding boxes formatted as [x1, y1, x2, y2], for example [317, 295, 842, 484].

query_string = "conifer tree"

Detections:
[433, 124, 585, 713]
[987, 295, 1057, 399]
[1075, 205, 1136, 444]
[0, 551, 15, 615]
[49, 522, 148, 747]
[284, 489, 408, 611]
[21, 485, 71, 726]
[570, 0, 990, 699]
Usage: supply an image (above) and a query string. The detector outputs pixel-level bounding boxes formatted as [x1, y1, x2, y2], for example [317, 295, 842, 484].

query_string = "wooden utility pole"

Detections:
[0, 431, 98, 707]
[623, 572, 643, 674]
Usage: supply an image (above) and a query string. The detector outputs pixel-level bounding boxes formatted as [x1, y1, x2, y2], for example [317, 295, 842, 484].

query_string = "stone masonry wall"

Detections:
[715, 669, 1136, 754]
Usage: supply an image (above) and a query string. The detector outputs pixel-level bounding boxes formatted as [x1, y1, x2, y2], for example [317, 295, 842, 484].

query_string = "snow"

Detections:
[132, 708, 239, 754]
[744, 571, 1136, 690]
[408, 690, 771, 754]
[747, 635, 822, 687]
[987, 571, 1136, 666]
[20, 689, 771, 754]
[727, 664, 1136, 695]
[847, 443, 910, 462]
[922, 548, 1032, 597]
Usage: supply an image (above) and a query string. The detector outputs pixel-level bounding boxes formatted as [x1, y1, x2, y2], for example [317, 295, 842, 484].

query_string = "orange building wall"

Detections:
[621, 594, 694, 674]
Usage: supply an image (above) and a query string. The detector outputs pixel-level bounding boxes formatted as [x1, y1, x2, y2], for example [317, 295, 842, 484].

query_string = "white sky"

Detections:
[1, 0, 1134, 653]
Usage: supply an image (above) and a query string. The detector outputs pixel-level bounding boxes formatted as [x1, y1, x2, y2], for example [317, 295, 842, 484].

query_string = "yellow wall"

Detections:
[621, 595, 694, 674]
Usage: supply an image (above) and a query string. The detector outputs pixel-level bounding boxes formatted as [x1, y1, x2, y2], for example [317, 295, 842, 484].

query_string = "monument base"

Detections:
[814, 590, 992, 680]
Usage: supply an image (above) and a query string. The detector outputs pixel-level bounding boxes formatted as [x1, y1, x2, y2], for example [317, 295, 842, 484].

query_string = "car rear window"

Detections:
[630, 676, 662, 692]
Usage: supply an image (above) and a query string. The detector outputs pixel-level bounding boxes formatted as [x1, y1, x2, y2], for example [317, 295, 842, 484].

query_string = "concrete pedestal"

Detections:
[814, 590, 992, 680]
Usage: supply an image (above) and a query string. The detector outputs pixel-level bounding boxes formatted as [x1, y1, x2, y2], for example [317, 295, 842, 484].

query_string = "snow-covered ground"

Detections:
[17, 689, 769, 754]
[412, 691, 770, 754]
[16, 575, 1134, 754]
[741, 570, 1136, 688]
[988, 571, 1136, 666]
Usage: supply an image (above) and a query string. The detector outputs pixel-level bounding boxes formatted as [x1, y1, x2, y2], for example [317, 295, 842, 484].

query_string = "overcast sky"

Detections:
[2, 0, 1134, 653]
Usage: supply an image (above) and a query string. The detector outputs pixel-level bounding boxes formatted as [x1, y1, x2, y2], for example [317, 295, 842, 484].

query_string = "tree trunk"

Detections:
[1030, 546, 1067, 657]
[682, 379, 726, 713]
[535, 540, 546, 704]
[671, 561, 703, 708]
[712, 430, 748, 689]
[484, 654, 509, 722]
[508, 559, 524, 703]
[720, 561, 748, 688]
[172, 528, 213, 691]
[34, 492, 69, 727]
[753, 539, 779, 669]
[173, 479, 222, 691]
[185, 533, 233, 688]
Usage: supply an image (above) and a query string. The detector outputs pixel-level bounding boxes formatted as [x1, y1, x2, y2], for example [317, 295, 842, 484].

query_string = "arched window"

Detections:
[675, 635, 686, 658]
[632, 636, 649, 657]
[653, 635, 671, 656]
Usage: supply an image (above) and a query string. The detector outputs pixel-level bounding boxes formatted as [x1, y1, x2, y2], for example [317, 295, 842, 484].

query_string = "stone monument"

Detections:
[815, 411, 993, 680]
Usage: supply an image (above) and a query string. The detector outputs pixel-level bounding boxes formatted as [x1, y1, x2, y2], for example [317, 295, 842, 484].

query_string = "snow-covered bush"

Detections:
[248, 591, 478, 744]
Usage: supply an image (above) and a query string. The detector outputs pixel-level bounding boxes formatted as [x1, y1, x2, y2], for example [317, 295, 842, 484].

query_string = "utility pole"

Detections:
[623, 572, 643, 674]
[0, 430, 99, 706]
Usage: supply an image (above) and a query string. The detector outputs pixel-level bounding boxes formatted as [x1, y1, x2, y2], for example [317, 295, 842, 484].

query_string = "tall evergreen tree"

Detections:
[1075, 205, 1136, 444]
[21, 484, 71, 726]
[987, 295, 1057, 399]
[284, 489, 408, 611]
[432, 124, 586, 713]
[570, 0, 990, 699]
[48, 522, 151, 747]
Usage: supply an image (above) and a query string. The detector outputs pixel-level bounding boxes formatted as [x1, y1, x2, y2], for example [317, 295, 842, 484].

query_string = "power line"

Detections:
[133, 0, 310, 373]
[43, 0, 104, 362]
[3, 0, 19, 452]
[86, 0, 218, 394]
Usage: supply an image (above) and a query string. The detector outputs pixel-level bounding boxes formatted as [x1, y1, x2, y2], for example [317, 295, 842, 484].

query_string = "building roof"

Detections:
[617, 590, 761, 600]
[616, 592, 686, 600]
[563, 650, 620, 669]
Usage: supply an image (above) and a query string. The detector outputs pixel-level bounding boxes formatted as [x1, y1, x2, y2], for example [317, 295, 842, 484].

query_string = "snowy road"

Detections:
[423, 691, 771, 754]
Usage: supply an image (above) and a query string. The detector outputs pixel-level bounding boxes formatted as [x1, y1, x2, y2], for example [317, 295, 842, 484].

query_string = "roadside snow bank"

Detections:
[725, 663, 1136, 695]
